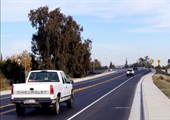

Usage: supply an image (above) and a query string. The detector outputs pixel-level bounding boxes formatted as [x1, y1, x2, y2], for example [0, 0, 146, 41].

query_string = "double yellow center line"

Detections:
[73, 73, 125, 92]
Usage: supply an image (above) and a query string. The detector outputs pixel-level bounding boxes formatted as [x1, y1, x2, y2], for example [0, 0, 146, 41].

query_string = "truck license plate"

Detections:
[24, 99, 36, 104]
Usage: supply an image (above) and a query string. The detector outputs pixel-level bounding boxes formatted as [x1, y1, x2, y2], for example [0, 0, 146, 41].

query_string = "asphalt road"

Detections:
[0, 69, 150, 120]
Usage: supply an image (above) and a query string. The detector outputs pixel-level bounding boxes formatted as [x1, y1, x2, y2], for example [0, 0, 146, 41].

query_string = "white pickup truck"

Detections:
[11, 70, 74, 116]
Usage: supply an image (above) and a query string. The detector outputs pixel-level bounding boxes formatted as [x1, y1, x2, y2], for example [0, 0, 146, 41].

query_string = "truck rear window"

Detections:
[28, 72, 59, 82]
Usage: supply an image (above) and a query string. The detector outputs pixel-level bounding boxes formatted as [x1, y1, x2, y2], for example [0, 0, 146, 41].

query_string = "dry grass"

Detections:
[153, 72, 170, 99]
[0, 73, 11, 91]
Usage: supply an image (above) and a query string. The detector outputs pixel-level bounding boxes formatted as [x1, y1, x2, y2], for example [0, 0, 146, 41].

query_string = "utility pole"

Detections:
[24, 55, 26, 81]
[93, 60, 95, 73]
[18, 59, 22, 83]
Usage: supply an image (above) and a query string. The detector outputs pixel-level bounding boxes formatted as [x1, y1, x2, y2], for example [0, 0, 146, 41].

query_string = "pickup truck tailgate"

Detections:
[11, 83, 54, 99]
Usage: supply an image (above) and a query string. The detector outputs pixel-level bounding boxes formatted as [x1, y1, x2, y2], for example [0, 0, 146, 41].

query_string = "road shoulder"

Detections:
[129, 69, 170, 120]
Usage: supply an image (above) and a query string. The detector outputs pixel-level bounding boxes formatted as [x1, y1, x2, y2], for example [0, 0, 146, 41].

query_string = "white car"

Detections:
[11, 70, 74, 116]
[126, 69, 135, 76]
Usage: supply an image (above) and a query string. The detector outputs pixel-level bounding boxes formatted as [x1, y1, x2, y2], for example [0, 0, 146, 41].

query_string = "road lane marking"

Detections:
[115, 107, 131, 109]
[0, 108, 16, 115]
[0, 96, 11, 100]
[73, 73, 126, 93]
[68, 73, 142, 120]
[0, 104, 14, 109]
[74, 72, 118, 85]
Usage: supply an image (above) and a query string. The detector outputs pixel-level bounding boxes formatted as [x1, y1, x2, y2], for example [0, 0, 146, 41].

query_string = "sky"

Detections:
[1, 0, 170, 67]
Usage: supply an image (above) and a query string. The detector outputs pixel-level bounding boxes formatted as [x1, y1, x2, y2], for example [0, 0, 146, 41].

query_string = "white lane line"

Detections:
[68, 73, 142, 120]
[115, 107, 131, 109]
[0, 96, 10, 100]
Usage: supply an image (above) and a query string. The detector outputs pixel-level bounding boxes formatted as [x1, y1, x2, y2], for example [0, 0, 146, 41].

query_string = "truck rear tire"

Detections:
[52, 97, 60, 115]
[67, 94, 74, 108]
[16, 104, 25, 116]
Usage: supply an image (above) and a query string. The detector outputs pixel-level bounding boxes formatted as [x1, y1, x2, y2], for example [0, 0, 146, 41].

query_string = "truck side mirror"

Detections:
[70, 80, 74, 84]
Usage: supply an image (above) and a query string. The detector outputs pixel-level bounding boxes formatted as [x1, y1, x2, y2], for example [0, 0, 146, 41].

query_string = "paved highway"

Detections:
[0, 69, 150, 120]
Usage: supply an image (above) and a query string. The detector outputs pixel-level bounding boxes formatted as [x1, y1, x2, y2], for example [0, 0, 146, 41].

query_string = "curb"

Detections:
[73, 71, 116, 83]
[0, 90, 11, 96]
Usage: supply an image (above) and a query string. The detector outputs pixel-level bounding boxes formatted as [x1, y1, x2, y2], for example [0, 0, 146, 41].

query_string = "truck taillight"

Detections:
[11, 85, 14, 94]
[50, 85, 54, 94]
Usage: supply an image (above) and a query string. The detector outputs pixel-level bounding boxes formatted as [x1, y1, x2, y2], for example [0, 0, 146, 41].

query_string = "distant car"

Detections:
[127, 69, 135, 76]
[133, 66, 138, 70]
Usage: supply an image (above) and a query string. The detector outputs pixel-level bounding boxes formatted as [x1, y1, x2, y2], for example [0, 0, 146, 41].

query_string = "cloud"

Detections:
[1, 34, 13, 38]
[1, 1, 48, 22]
[2, 0, 170, 33]
[1, 38, 31, 58]
[126, 24, 170, 33]
[1, 0, 170, 21]
[91, 42, 140, 65]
